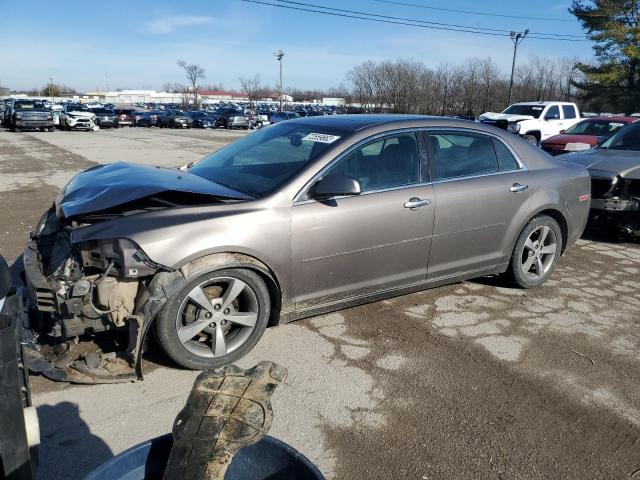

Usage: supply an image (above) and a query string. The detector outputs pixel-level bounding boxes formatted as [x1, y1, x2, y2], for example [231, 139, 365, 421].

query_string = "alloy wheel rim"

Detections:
[176, 276, 258, 358]
[520, 226, 558, 280]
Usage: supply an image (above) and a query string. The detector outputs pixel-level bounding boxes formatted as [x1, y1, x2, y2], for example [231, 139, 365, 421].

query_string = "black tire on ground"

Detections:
[523, 134, 538, 146]
[10, 126, 16, 132]
[507, 214, 563, 288]
[48, 127, 54, 132]
[155, 268, 271, 370]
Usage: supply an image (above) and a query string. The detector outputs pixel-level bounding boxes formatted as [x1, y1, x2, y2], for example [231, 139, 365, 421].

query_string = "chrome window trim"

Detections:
[293, 126, 528, 205]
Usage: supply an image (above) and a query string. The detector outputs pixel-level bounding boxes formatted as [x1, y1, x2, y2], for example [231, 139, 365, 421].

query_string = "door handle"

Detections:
[509, 183, 528, 193]
[404, 198, 432, 209]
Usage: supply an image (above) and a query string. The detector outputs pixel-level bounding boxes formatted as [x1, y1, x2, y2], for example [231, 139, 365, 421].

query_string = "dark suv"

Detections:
[9, 100, 54, 132]
[158, 110, 193, 128]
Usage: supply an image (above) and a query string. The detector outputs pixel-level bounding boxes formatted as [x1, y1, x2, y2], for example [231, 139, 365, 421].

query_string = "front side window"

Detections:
[190, 123, 348, 196]
[545, 106, 560, 120]
[429, 132, 499, 180]
[324, 132, 420, 192]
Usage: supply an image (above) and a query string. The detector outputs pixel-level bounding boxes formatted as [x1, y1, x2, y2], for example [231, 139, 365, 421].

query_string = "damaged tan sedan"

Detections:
[10, 115, 591, 383]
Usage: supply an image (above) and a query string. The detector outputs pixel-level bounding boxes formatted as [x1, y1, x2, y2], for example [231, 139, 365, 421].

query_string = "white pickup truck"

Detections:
[479, 101, 582, 145]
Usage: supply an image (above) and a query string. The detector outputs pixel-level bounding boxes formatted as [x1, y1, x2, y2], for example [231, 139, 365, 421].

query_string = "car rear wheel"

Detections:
[155, 268, 270, 370]
[508, 215, 562, 288]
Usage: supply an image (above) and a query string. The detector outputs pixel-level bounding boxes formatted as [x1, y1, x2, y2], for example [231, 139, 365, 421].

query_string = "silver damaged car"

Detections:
[15, 115, 591, 382]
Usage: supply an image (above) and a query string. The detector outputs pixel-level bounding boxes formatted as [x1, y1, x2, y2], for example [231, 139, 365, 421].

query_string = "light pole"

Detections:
[274, 49, 284, 112]
[508, 30, 528, 105]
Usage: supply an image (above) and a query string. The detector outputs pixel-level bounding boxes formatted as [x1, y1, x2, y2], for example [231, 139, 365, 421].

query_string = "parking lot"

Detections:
[1, 127, 640, 480]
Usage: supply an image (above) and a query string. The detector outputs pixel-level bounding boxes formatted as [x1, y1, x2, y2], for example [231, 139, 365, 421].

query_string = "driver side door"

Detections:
[291, 131, 435, 311]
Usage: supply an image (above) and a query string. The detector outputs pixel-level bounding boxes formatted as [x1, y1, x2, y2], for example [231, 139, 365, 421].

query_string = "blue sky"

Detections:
[0, 0, 594, 92]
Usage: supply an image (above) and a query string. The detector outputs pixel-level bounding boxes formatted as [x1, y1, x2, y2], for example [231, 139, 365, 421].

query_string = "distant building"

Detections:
[0, 86, 10, 97]
[322, 97, 346, 106]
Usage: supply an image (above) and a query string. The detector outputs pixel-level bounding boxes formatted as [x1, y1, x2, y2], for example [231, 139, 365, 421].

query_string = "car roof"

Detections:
[512, 101, 575, 106]
[287, 114, 484, 133]
[585, 115, 638, 123]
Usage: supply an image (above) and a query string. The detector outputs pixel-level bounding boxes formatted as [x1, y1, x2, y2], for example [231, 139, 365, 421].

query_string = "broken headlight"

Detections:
[78, 238, 165, 278]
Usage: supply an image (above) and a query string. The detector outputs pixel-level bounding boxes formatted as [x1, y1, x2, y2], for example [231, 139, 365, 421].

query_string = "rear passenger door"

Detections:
[425, 130, 534, 279]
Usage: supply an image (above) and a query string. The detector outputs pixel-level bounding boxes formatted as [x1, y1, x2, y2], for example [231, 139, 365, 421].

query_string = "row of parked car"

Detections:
[1, 97, 337, 132]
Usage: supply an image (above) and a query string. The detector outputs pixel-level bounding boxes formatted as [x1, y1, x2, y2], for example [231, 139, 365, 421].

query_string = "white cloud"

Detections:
[143, 15, 216, 34]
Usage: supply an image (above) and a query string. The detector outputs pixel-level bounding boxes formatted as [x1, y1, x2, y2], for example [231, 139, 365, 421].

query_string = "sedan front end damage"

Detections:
[588, 171, 640, 236]
[564, 122, 640, 237]
[17, 162, 250, 383]
[20, 208, 164, 383]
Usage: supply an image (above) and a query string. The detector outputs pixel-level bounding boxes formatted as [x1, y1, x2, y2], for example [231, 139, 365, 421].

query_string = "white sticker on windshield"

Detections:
[302, 133, 341, 144]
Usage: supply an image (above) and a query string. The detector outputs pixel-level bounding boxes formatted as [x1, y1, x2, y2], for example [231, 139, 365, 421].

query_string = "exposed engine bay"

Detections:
[16, 190, 237, 383]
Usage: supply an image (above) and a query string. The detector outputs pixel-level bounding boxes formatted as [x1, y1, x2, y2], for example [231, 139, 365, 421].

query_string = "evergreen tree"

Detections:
[570, 0, 640, 112]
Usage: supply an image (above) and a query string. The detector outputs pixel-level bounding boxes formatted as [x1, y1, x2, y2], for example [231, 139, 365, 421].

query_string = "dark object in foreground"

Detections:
[0, 256, 37, 480]
[85, 434, 324, 480]
[85, 361, 323, 480]
[163, 361, 287, 480]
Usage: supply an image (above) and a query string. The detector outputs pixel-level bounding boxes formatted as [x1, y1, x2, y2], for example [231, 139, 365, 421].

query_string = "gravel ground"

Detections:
[1, 126, 639, 480]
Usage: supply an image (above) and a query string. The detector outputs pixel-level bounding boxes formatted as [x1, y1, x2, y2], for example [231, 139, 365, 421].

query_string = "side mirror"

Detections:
[312, 175, 361, 199]
[0, 256, 12, 302]
[559, 129, 566, 134]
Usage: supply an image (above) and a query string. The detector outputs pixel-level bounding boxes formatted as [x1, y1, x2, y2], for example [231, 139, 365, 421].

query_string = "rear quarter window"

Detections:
[492, 139, 521, 171]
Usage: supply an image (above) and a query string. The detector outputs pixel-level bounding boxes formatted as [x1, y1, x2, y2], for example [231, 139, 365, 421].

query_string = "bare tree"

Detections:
[177, 60, 205, 108]
[239, 74, 263, 104]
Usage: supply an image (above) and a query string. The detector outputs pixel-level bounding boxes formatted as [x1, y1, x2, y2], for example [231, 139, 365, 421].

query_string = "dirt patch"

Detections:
[0, 133, 95, 260]
[313, 238, 640, 480]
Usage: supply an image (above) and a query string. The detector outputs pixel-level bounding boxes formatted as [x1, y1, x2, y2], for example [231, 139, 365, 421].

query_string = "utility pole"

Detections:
[48, 77, 53, 103]
[508, 30, 528, 105]
[274, 49, 284, 112]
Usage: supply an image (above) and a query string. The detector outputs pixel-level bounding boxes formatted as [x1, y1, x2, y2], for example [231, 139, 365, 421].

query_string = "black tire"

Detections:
[47, 127, 54, 132]
[10, 126, 16, 132]
[507, 214, 563, 288]
[155, 268, 270, 370]
[523, 134, 538, 146]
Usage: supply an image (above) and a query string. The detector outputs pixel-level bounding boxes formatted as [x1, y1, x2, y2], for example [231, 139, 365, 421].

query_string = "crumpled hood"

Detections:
[563, 149, 640, 178]
[58, 162, 250, 218]
[479, 112, 534, 122]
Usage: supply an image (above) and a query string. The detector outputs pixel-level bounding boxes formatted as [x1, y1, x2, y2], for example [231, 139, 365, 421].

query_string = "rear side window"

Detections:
[492, 138, 520, 171]
[562, 105, 577, 119]
[428, 132, 498, 180]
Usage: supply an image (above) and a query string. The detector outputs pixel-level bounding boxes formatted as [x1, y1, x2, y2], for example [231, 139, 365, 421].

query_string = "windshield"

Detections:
[15, 101, 45, 110]
[565, 119, 628, 137]
[68, 104, 89, 112]
[189, 123, 348, 197]
[600, 122, 640, 151]
[502, 105, 544, 118]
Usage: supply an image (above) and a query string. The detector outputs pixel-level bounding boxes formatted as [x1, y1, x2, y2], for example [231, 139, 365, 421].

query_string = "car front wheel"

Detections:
[508, 215, 562, 288]
[155, 268, 270, 370]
